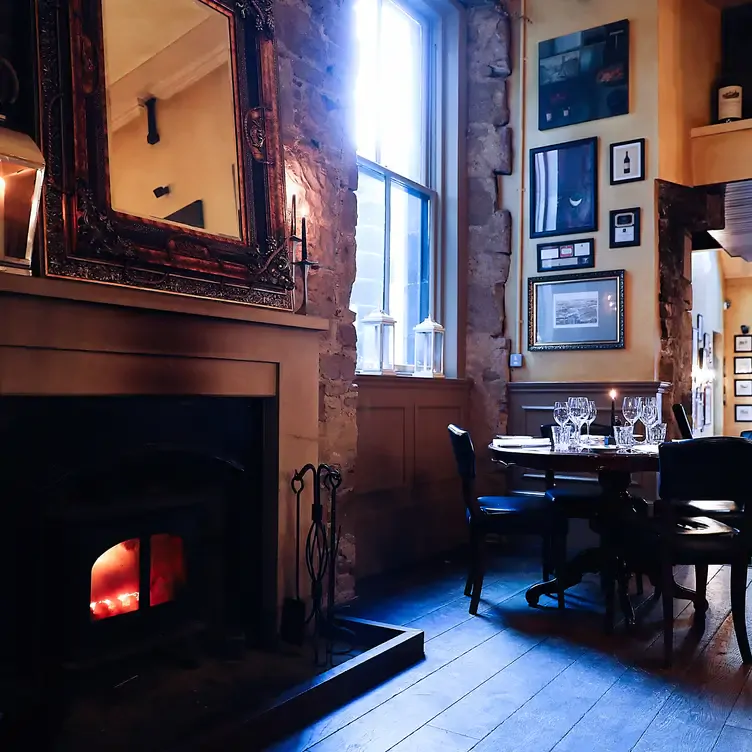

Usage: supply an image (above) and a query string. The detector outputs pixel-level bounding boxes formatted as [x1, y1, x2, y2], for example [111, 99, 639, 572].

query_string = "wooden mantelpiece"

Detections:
[0, 278, 327, 627]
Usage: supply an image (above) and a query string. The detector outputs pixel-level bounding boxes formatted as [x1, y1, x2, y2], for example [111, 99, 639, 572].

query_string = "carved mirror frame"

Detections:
[36, 0, 294, 309]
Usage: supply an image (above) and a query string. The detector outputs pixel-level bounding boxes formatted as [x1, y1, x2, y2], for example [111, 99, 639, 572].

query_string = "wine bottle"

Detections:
[717, 72, 743, 123]
[623, 150, 631, 175]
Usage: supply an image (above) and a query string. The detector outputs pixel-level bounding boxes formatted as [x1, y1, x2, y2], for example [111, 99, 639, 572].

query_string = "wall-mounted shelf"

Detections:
[691, 119, 752, 185]
[691, 119, 752, 139]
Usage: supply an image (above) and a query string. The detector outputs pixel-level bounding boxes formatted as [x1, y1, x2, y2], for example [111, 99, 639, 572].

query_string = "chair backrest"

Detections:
[448, 424, 482, 517]
[672, 403, 693, 440]
[742, 430, 752, 441]
[659, 437, 752, 508]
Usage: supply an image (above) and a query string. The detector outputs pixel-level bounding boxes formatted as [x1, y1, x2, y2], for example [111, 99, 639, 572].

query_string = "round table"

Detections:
[488, 444, 695, 629]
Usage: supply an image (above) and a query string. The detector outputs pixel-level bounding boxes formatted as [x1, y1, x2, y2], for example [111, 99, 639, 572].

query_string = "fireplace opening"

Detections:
[89, 534, 187, 621]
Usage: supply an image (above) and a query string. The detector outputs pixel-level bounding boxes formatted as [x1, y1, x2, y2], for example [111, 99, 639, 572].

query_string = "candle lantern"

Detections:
[413, 317, 445, 378]
[0, 126, 45, 275]
[359, 310, 396, 375]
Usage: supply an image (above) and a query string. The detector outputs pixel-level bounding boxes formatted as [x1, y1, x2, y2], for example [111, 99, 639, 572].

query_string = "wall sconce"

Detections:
[359, 310, 396, 375]
[413, 317, 445, 378]
[0, 126, 45, 275]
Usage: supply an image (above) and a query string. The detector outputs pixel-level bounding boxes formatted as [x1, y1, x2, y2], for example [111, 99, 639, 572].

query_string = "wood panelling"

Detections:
[353, 376, 471, 578]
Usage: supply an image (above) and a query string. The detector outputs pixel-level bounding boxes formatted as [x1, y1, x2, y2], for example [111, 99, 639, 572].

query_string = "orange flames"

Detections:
[90, 535, 186, 621]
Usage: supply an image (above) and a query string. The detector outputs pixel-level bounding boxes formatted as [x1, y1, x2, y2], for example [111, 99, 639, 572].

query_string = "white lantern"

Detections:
[359, 310, 396, 375]
[413, 317, 445, 378]
[0, 127, 45, 275]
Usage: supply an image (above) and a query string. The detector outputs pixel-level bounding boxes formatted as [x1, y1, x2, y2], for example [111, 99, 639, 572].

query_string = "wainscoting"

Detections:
[352, 376, 472, 579]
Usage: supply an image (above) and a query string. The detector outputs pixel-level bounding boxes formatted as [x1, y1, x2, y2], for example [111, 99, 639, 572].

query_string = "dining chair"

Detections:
[742, 430, 752, 441]
[620, 437, 752, 667]
[448, 424, 567, 615]
[672, 403, 693, 440]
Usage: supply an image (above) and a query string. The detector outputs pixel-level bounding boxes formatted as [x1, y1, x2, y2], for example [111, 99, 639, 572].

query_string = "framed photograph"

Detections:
[538, 20, 630, 131]
[609, 208, 641, 248]
[736, 405, 752, 423]
[530, 137, 598, 239]
[537, 239, 595, 273]
[736, 335, 752, 353]
[735, 380, 752, 397]
[696, 314, 704, 342]
[528, 269, 625, 351]
[610, 138, 645, 184]
[735, 357, 752, 375]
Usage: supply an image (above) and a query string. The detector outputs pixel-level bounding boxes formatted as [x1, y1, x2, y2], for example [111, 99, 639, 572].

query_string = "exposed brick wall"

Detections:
[275, 0, 359, 600]
[465, 6, 514, 480]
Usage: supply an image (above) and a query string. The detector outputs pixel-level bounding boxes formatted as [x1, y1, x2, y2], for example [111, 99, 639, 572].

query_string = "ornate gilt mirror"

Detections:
[36, 0, 293, 309]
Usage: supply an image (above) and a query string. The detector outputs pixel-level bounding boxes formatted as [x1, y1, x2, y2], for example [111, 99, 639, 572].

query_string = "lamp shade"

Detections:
[359, 310, 396, 375]
[0, 126, 45, 275]
[413, 317, 445, 378]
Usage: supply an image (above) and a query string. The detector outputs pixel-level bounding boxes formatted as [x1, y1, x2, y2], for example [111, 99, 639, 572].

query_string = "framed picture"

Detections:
[735, 380, 752, 397]
[536, 239, 595, 273]
[530, 137, 598, 239]
[538, 19, 630, 131]
[610, 138, 646, 184]
[609, 208, 641, 248]
[696, 314, 704, 342]
[736, 405, 752, 423]
[528, 269, 625, 351]
[735, 357, 752, 375]
[736, 335, 752, 353]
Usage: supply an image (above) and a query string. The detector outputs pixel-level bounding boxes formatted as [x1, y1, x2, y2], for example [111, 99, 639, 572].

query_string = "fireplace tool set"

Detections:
[284, 463, 351, 665]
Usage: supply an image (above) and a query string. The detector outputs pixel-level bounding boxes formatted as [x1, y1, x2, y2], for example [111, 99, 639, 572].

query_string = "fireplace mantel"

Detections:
[0, 279, 326, 630]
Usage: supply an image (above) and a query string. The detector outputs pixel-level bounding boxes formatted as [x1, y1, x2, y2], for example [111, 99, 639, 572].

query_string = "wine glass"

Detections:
[622, 396, 642, 433]
[567, 397, 588, 447]
[553, 401, 569, 428]
[584, 400, 597, 442]
[640, 397, 659, 443]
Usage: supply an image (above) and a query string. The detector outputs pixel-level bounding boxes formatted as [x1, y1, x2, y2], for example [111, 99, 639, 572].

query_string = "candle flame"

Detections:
[609, 389, 617, 400]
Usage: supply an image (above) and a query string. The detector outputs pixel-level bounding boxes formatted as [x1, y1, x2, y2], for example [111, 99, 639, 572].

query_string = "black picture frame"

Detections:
[736, 405, 752, 423]
[610, 138, 646, 184]
[735, 380, 752, 397]
[528, 269, 625, 351]
[736, 334, 752, 353]
[530, 137, 598, 239]
[536, 238, 595, 273]
[609, 207, 641, 248]
[538, 19, 630, 132]
[735, 357, 752, 375]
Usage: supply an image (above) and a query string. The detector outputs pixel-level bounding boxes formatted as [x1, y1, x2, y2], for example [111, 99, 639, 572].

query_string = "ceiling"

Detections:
[102, 0, 216, 84]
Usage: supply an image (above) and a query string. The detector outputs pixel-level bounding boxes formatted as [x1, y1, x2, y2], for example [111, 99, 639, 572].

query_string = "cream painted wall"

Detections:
[657, 0, 721, 186]
[504, 0, 661, 383]
[108, 64, 240, 239]
[724, 277, 752, 434]
[690, 250, 724, 436]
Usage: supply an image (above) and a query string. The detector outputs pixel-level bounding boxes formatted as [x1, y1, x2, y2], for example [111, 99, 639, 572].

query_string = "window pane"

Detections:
[351, 167, 386, 369]
[389, 181, 429, 367]
[379, 1, 424, 182]
[354, 0, 379, 161]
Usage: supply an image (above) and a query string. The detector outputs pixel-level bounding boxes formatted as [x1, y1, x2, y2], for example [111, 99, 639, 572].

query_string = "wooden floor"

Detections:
[271, 552, 752, 752]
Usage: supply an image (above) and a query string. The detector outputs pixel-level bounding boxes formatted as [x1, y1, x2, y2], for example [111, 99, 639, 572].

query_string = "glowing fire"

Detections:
[90, 535, 186, 621]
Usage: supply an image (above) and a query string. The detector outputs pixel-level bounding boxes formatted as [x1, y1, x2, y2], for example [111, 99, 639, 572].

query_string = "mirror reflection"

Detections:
[102, 0, 241, 239]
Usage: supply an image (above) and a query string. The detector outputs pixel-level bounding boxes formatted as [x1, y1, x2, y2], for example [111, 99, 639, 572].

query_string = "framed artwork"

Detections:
[528, 269, 625, 351]
[609, 208, 641, 248]
[736, 405, 752, 423]
[704, 385, 712, 427]
[538, 19, 630, 131]
[735, 357, 752, 375]
[696, 314, 704, 342]
[736, 335, 752, 352]
[530, 137, 598, 239]
[610, 138, 646, 184]
[536, 238, 595, 273]
[735, 380, 752, 397]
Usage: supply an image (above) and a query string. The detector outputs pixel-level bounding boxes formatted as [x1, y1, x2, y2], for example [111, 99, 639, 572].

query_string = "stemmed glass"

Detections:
[553, 401, 569, 429]
[639, 397, 659, 444]
[584, 400, 597, 443]
[622, 396, 642, 435]
[567, 397, 589, 448]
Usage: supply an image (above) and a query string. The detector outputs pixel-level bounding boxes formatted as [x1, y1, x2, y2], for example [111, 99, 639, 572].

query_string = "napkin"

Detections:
[492, 437, 551, 448]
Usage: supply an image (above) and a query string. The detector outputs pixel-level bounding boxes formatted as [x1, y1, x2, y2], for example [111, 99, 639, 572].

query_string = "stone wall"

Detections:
[275, 0, 359, 601]
[465, 5, 513, 488]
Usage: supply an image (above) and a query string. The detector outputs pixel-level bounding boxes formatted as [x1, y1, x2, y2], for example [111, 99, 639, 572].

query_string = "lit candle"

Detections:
[0, 176, 5, 259]
[290, 195, 297, 238]
[301, 217, 308, 261]
[609, 389, 617, 427]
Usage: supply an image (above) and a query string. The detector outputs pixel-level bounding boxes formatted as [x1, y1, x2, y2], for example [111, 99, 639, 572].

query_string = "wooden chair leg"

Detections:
[553, 527, 567, 610]
[731, 560, 752, 664]
[662, 558, 674, 668]
[464, 532, 475, 598]
[694, 563, 708, 609]
[469, 534, 487, 616]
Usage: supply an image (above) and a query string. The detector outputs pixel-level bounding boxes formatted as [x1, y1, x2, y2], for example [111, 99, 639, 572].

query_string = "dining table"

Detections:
[488, 441, 708, 628]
